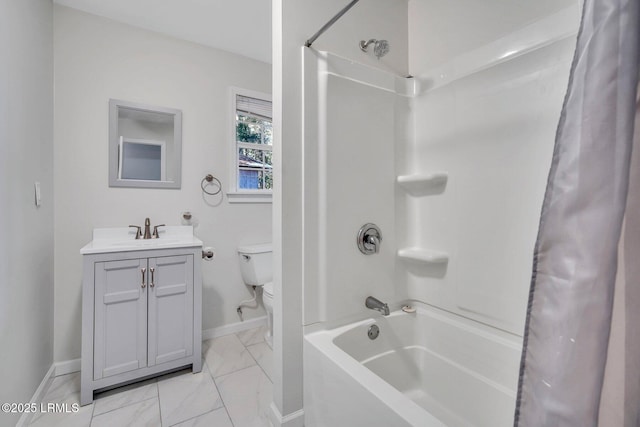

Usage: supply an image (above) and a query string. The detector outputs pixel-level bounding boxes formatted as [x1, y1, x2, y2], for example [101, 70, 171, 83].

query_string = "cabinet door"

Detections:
[147, 255, 193, 366]
[94, 258, 148, 380]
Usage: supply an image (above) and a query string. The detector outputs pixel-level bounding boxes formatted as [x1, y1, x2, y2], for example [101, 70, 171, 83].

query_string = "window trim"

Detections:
[228, 87, 273, 204]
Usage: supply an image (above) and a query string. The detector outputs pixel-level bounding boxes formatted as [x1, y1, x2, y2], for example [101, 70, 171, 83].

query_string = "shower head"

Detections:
[359, 39, 390, 59]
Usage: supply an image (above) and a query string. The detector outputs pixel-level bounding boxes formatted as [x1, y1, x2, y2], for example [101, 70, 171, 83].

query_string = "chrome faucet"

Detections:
[365, 296, 390, 316]
[365, 235, 380, 253]
[357, 223, 382, 255]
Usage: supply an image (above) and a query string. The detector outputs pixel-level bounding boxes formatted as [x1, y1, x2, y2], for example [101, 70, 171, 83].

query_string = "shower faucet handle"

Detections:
[365, 234, 380, 253]
[357, 223, 382, 255]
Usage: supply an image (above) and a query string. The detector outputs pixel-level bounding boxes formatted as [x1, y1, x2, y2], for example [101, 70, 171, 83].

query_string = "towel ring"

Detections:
[201, 174, 222, 195]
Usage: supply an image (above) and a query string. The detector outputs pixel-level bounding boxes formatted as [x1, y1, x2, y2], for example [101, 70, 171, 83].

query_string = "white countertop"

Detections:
[80, 226, 203, 255]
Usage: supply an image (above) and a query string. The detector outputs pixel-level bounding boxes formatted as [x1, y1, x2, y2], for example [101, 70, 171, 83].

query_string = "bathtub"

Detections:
[303, 304, 522, 426]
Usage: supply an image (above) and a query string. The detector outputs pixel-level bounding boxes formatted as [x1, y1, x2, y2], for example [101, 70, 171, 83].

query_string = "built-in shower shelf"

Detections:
[397, 247, 449, 264]
[397, 173, 448, 196]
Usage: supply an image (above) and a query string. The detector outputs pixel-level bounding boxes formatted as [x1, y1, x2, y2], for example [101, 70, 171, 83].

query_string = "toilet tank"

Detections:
[237, 243, 272, 286]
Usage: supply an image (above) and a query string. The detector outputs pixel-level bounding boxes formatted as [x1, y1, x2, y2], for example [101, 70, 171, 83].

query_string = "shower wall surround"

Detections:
[302, 49, 411, 326]
[403, 3, 580, 334]
[297, 2, 580, 426]
[299, 1, 579, 335]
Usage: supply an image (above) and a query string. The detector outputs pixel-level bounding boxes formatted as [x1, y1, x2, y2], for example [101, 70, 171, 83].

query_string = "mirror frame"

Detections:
[109, 99, 182, 189]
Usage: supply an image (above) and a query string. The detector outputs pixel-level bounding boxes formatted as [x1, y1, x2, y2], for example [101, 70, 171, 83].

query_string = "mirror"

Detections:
[109, 99, 182, 188]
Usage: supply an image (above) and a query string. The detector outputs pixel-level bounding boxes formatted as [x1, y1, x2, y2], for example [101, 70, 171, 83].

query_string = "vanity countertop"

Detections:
[80, 226, 203, 255]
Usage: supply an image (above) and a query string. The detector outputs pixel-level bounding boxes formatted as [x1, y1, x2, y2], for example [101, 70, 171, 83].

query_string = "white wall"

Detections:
[0, 1, 54, 426]
[54, 6, 272, 362]
[404, 2, 579, 334]
[273, 0, 407, 424]
[408, 0, 577, 73]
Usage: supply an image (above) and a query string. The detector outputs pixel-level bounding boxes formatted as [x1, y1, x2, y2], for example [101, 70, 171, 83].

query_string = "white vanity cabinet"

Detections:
[80, 227, 202, 405]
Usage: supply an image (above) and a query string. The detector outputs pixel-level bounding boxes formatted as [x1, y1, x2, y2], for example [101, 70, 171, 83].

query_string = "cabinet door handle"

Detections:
[141, 267, 146, 288]
[150, 267, 155, 288]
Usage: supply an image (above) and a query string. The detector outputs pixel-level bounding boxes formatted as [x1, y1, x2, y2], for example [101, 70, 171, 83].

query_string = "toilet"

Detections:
[237, 243, 273, 348]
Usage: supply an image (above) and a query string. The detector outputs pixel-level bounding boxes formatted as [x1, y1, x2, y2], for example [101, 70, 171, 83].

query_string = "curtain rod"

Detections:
[305, 0, 360, 48]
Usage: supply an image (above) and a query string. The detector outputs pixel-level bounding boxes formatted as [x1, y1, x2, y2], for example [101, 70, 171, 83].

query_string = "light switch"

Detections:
[34, 182, 41, 206]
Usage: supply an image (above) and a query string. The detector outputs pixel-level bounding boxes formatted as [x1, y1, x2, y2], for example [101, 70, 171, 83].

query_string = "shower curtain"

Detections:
[514, 0, 640, 426]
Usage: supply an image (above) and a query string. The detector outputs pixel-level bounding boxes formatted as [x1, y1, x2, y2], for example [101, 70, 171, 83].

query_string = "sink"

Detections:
[81, 226, 202, 254]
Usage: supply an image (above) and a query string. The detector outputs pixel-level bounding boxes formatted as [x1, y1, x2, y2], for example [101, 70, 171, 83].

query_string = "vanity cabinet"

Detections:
[94, 254, 194, 380]
[80, 227, 202, 406]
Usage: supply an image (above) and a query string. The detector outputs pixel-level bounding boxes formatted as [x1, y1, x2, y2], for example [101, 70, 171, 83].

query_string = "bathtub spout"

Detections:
[365, 296, 390, 316]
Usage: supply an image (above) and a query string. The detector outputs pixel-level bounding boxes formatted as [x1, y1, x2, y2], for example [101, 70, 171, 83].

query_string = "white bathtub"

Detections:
[303, 304, 522, 426]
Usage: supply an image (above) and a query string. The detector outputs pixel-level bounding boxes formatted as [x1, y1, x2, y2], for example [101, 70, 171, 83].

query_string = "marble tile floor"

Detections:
[27, 325, 273, 427]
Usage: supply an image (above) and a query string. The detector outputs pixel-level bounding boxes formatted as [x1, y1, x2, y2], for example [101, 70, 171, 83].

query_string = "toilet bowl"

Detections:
[263, 281, 274, 348]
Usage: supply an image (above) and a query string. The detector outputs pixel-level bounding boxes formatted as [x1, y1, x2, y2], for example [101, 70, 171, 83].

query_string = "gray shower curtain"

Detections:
[514, 0, 640, 426]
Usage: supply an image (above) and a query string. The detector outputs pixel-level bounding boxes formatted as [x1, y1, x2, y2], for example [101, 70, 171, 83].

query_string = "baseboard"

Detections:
[202, 316, 267, 341]
[16, 364, 56, 427]
[55, 358, 81, 376]
[268, 402, 304, 427]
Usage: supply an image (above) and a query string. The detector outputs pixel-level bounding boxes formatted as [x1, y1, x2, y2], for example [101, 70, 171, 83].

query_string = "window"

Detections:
[228, 88, 272, 203]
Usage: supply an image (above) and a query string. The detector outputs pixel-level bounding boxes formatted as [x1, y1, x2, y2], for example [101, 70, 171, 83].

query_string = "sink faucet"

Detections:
[129, 218, 165, 239]
[143, 218, 152, 239]
[365, 296, 390, 316]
